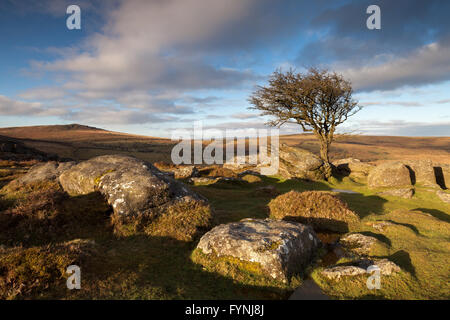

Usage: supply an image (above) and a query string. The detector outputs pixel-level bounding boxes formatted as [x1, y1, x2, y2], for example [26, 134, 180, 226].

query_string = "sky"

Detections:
[0, 0, 449, 137]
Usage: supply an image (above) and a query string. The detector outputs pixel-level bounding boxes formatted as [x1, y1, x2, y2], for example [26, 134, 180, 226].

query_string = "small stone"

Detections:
[339, 233, 378, 255]
[358, 258, 401, 275]
[321, 265, 366, 279]
[321, 258, 400, 279]
[371, 221, 393, 232]
[189, 177, 219, 185]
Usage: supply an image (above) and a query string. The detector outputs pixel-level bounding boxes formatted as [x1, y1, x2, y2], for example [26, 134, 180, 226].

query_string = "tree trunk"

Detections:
[318, 138, 332, 179]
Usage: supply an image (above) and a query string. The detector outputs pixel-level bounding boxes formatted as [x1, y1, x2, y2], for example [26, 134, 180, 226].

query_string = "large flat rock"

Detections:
[196, 218, 321, 282]
[224, 144, 325, 180]
[402, 160, 437, 187]
[368, 161, 412, 188]
[59, 155, 204, 217]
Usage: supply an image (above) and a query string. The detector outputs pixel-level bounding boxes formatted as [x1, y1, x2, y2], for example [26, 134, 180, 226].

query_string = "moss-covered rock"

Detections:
[59, 155, 212, 239]
[194, 218, 321, 282]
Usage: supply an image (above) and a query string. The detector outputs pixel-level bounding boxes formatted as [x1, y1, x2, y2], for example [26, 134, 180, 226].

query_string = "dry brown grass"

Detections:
[0, 181, 111, 245]
[268, 191, 359, 232]
[0, 160, 38, 167]
[0, 239, 97, 299]
[153, 161, 176, 170]
[281, 134, 450, 164]
[1, 125, 448, 165]
[241, 174, 262, 183]
[0, 125, 174, 163]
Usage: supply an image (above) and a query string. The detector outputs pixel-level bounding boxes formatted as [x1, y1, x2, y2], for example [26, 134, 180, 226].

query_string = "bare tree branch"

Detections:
[248, 67, 362, 178]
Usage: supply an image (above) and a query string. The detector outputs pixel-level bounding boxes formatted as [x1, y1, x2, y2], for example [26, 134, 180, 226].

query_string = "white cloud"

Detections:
[350, 120, 450, 136]
[360, 101, 423, 107]
[36, 0, 258, 97]
[0, 95, 63, 116]
[18, 87, 66, 100]
[230, 112, 259, 120]
[339, 41, 450, 92]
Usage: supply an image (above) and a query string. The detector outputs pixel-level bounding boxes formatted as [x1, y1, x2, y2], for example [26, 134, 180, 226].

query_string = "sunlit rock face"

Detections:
[58, 155, 205, 217]
[368, 161, 412, 188]
[196, 218, 321, 282]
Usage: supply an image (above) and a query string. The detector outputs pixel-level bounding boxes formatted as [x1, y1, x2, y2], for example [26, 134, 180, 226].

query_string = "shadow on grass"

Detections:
[70, 235, 293, 300]
[370, 250, 415, 278]
[413, 208, 450, 223]
[193, 176, 387, 224]
[388, 250, 416, 278]
[338, 193, 387, 219]
[0, 191, 112, 247]
[385, 219, 421, 236]
[358, 231, 392, 247]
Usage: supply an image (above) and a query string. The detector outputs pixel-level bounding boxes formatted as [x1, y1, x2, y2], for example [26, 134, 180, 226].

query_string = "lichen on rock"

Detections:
[194, 218, 321, 282]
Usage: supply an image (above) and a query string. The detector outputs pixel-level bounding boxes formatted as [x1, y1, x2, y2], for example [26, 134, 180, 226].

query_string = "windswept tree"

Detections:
[249, 68, 361, 178]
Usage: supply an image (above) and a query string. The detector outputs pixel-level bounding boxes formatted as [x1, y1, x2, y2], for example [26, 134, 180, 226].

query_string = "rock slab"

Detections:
[9, 161, 75, 186]
[196, 218, 321, 282]
[321, 258, 400, 280]
[225, 144, 325, 180]
[59, 155, 204, 217]
[368, 162, 412, 188]
[402, 160, 437, 187]
[334, 158, 374, 181]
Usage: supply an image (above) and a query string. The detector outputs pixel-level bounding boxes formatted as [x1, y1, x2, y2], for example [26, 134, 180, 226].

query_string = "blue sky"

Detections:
[0, 0, 449, 137]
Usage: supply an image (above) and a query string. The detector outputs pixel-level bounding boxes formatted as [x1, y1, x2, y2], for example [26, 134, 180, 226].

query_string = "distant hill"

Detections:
[0, 124, 448, 164]
[0, 124, 173, 163]
[281, 134, 450, 164]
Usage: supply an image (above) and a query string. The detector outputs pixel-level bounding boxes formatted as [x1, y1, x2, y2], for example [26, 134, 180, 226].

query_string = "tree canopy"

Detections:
[249, 68, 361, 177]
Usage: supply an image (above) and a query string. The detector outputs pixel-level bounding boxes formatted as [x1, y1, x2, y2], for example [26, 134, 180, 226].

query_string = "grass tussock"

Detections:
[241, 174, 262, 183]
[112, 199, 213, 241]
[199, 166, 238, 178]
[268, 191, 359, 232]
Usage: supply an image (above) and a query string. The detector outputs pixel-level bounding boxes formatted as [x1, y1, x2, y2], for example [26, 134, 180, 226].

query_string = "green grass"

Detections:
[0, 168, 449, 299]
